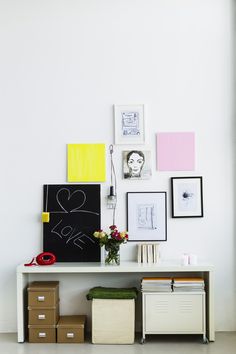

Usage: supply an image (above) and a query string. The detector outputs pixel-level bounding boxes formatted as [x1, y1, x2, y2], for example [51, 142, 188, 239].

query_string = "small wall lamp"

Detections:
[107, 144, 117, 223]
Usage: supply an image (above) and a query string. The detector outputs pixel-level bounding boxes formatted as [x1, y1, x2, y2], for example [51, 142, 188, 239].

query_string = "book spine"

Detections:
[147, 244, 153, 264]
[137, 244, 142, 263]
[142, 244, 147, 264]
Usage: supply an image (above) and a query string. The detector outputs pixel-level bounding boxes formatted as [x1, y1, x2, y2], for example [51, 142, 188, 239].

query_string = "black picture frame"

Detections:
[171, 177, 203, 218]
[127, 191, 167, 241]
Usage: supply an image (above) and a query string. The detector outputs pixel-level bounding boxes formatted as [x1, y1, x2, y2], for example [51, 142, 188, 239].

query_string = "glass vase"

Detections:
[104, 243, 120, 265]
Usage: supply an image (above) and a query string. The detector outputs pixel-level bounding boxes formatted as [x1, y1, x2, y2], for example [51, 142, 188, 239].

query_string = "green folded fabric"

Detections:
[86, 286, 138, 300]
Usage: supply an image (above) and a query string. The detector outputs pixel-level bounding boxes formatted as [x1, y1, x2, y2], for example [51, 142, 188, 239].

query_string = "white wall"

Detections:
[0, 0, 235, 332]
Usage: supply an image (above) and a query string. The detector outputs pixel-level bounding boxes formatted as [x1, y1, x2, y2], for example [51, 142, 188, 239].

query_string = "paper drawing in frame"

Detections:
[171, 177, 203, 218]
[123, 150, 152, 180]
[127, 192, 167, 241]
[114, 104, 145, 144]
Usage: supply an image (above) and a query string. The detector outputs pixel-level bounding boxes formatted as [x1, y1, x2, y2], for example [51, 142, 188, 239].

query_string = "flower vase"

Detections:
[104, 243, 120, 265]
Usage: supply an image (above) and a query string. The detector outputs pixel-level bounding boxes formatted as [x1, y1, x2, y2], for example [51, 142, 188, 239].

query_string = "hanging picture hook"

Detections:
[109, 144, 114, 155]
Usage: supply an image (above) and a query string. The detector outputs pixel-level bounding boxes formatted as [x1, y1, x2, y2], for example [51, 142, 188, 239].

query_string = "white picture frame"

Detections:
[127, 192, 167, 241]
[114, 104, 145, 144]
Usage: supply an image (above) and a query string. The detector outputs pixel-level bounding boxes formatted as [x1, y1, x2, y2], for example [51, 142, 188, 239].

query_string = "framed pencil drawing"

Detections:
[127, 192, 167, 241]
[114, 104, 145, 144]
[123, 150, 152, 180]
[171, 177, 203, 218]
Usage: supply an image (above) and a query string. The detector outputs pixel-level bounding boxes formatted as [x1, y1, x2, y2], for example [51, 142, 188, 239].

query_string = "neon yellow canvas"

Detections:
[68, 144, 106, 182]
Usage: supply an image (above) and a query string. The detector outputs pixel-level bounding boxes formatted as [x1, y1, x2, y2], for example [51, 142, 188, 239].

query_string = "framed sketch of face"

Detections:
[123, 150, 151, 180]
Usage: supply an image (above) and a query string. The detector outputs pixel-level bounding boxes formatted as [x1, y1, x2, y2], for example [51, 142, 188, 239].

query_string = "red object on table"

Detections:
[24, 252, 56, 266]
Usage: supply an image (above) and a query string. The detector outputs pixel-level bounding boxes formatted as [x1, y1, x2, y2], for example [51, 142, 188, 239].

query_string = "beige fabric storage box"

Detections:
[28, 325, 56, 343]
[92, 299, 135, 344]
[28, 303, 59, 325]
[28, 281, 59, 307]
[57, 315, 86, 343]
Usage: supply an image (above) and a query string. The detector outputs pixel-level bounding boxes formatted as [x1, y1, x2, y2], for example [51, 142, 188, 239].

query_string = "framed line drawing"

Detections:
[114, 104, 145, 144]
[171, 177, 203, 218]
[127, 192, 167, 241]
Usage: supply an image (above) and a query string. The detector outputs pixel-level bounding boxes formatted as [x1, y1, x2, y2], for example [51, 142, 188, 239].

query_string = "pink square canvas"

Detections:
[156, 132, 195, 171]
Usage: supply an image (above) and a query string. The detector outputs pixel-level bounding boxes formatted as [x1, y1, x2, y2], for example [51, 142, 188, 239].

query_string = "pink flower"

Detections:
[117, 233, 122, 240]
[109, 225, 117, 230]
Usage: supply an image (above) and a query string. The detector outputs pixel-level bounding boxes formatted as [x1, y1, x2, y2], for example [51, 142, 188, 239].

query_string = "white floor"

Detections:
[0, 332, 236, 354]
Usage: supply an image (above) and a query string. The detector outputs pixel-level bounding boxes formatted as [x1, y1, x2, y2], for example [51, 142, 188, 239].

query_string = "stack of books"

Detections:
[137, 243, 159, 264]
[172, 277, 205, 292]
[141, 277, 173, 292]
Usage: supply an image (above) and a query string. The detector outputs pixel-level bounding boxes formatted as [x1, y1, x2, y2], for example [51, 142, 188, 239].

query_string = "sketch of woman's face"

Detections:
[127, 152, 145, 177]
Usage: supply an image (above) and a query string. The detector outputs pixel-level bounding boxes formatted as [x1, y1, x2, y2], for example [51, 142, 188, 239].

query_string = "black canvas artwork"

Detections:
[43, 184, 101, 262]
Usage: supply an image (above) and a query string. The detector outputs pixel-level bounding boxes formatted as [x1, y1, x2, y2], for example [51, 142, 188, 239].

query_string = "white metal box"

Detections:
[142, 292, 206, 342]
[92, 299, 135, 344]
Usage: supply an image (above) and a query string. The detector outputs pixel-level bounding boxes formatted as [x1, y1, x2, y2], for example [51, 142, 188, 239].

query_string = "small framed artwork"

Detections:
[171, 177, 203, 218]
[114, 104, 145, 144]
[123, 150, 152, 180]
[127, 192, 167, 241]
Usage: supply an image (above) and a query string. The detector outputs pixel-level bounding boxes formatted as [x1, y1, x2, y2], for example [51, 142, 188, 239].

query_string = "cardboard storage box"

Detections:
[92, 299, 135, 344]
[28, 303, 59, 325]
[28, 281, 59, 307]
[57, 315, 86, 343]
[28, 325, 56, 343]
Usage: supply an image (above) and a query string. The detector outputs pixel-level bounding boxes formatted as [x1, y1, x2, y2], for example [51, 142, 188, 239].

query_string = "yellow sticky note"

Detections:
[42, 212, 50, 223]
[67, 144, 106, 182]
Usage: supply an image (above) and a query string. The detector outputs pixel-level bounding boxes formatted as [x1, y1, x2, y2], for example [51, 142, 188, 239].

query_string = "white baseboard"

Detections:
[0, 322, 17, 333]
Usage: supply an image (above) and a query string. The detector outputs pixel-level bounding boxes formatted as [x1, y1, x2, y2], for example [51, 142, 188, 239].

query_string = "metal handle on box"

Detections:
[38, 314, 46, 320]
[37, 296, 45, 302]
[66, 332, 74, 338]
[38, 332, 46, 338]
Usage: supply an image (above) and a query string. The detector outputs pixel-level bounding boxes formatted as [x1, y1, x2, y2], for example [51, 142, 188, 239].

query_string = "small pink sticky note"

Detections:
[156, 132, 195, 171]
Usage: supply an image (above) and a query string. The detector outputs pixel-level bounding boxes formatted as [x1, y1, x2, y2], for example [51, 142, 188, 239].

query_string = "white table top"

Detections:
[17, 261, 214, 274]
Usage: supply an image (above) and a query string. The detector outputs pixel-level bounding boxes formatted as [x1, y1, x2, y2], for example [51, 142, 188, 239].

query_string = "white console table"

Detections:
[16, 261, 215, 343]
